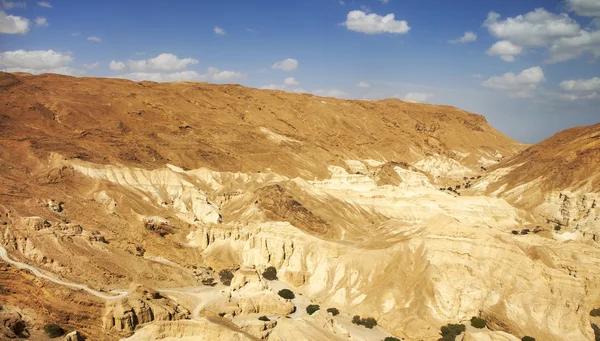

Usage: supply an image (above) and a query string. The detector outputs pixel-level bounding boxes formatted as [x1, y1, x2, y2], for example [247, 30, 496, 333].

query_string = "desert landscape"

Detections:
[0, 71, 598, 341]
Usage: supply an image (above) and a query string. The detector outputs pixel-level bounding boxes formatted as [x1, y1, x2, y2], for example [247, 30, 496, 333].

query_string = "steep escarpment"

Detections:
[0, 72, 598, 341]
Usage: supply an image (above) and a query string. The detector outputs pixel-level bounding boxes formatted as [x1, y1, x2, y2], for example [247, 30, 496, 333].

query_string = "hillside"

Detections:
[0, 72, 599, 341]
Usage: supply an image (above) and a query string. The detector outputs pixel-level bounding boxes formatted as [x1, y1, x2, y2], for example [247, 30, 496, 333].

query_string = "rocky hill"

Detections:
[0, 72, 598, 341]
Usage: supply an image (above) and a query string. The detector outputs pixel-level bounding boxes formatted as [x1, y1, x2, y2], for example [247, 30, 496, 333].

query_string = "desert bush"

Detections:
[470, 316, 486, 329]
[384, 337, 401, 341]
[521, 229, 530, 235]
[258, 316, 270, 322]
[219, 269, 234, 286]
[511, 230, 519, 235]
[262, 266, 278, 281]
[554, 225, 561, 231]
[306, 304, 320, 315]
[218, 312, 226, 317]
[43, 324, 65, 338]
[591, 308, 600, 317]
[521, 337, 536, 341]
[440, 323, 465, 340]
[278, 289, 295, 300]
[352, 315, 378, 329]
[327, 307, 340, 316]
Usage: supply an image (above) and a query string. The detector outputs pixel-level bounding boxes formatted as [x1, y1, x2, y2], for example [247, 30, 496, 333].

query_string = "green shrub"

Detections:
[43, 324, 65, 338]
[591, 308, 600, 317]
[470, 316, 486, 329]
[262, 266, 278, 281]
[522, 337, 536, 341]
[511, 230, 519, 235]
[327, 307, 339, 316]
[306, 304, 320, 315]
[219, 269, 234, 286]
[440, 323, 465, 340]
[384, 337, 401, 341]
[258, 315, 270, 322]
[352, 315, 378, 329]
[278, 289, 295, 300]
[218, 312, 226, 317]
[554, 225, 561, 231]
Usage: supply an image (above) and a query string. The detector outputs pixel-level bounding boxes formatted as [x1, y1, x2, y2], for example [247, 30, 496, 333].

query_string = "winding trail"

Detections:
[0, 246, 129, 300]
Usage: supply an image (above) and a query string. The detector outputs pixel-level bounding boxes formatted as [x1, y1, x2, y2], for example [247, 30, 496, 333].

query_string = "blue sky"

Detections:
[1, 0, 600, 143]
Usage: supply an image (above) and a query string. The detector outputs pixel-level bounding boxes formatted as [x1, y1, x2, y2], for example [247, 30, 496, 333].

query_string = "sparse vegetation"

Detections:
[218, 312, 226, 317]
[554, 225, 561, 231]
[521, 337, 536, 341]
[0, 284, 8, 295]
[352, 315, 378, 329]
[219, 269, 234, 286]
[258, 315, 270, 322]
[43, 324, 65, 338]
[306, 304, 320, 315]
[327, 307, 340, 316]
[511, 230, 519, 235]
[440, 323, 466, 340]
[384, 337, 401, 341]
[521, 229, 530, 235]
[470, 316, 486, 329]
[278, 288, 295, 300]
[262, 266, 278, 281]
[591, 308, 600, 317]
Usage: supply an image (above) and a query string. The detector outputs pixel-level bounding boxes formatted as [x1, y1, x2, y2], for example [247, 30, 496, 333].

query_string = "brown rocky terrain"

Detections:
[0, 72, 598, 341]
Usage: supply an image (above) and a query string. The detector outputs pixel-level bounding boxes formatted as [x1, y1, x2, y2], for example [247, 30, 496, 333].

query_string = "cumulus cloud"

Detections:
[84, 62, 99, 70]
[272, 58, 298, 71]
[482, 66, 545, 98]
[357, 81, 370, 88]
[37, 1, 52, 8]
[109, 60, 125, 71]
[0, 10, 29, 34]
[403, 92, 433, 102]
[449, 31, 477, 44]
[483, 8, 600, 63]
[126, 53, 199, 72]
[566, 0, 600, 17]
[560, 76, 600, 91]
[0, 49, 81, 75]
[214, 26, 226, 35]
[344, 10, 410, 34]
[284, 77, 300, 86]
[486, 40, 523, 62]
[34, 17, 47, 27]
[117, 67, 245, 84]
[87, 36, 101, 42]
[207, 67, 246, 82]
[559, 92, 598, 100]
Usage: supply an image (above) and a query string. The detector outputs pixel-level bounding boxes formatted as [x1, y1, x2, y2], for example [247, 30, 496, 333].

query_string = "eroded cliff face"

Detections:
[0, 72, 598, 341]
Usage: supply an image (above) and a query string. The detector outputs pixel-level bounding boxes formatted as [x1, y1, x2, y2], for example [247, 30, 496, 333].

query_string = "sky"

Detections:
[1, 0, 600, 143]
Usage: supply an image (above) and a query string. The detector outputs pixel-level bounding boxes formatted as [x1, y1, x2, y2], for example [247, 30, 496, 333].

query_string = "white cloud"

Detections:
[1, 1, 25, 9]
[483, 8, 600, 63]
[0, 49, 81, 75]
[37, 1, 52, 8]
[284, 77, 300, 86]
[482, 66, 545, 98]
[313, 89, 348, 98]
[471, 73, 484, 78]
[560, 77, 600, 91]
[84, 62, 99, 70]
[484, 9, 580, 47]
[109, 60, 125, 71]
[272, 58, 298, 71]
[403, 92, 433, 102]
[117, 67, 246, 84]
[207, 67, 246, 82]
[449, 31, 477, 44]
[0, 10, 29, 34]
[486, 40, 523, 59]
[87, 36, 101, 42]
[34, 17, 48, 27]
[357, 81, 370, 88]
[214, 26, 226, 35]
[126, 53, 199, 72]
[559, 92, 598, 100]
[245, 28, 256, 33]
[344, 10, 410, 34]
[566, 0, 600, 17]
[360, 5, 372, 13]
[71, 32, 80, 36]
[119, 71, 201, 83]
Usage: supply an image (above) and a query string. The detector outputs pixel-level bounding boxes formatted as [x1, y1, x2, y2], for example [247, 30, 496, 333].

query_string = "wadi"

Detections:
[0, 71, 599, 341]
